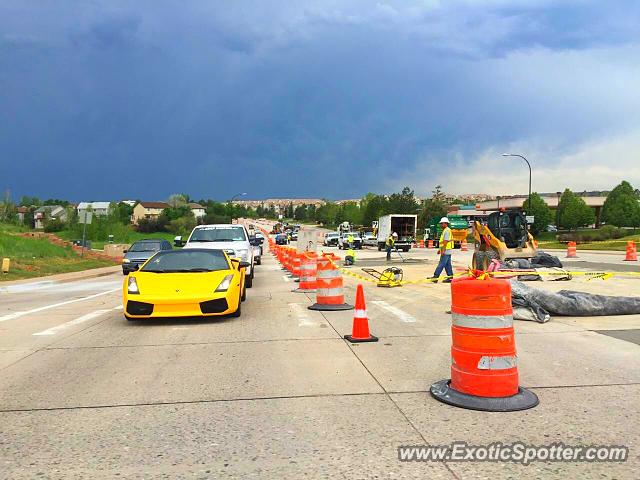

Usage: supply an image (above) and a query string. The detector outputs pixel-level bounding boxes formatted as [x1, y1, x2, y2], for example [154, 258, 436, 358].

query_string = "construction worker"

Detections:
[347, 232, 354, 249]
[432, 217, 454, 283]
[385, 232, 397, 261]
[345, 246, 356, 266]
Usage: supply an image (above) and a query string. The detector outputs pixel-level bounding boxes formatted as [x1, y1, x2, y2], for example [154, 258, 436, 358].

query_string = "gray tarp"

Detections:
[510, 280, 640, 323]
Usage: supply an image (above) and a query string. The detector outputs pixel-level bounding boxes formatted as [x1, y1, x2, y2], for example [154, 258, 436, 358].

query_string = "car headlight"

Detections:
[123, 258, 131, 264]
[215, 274, 235, 292]
[236, 249, 249, 261]
[127, 277, 140, 294]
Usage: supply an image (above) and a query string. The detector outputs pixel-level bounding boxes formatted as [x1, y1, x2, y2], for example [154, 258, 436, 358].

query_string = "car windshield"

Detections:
[129, 241, 162, 252]
[141, 250, 230, 273]
[327, 233, 338, 238]
[189, 226, 247, 242]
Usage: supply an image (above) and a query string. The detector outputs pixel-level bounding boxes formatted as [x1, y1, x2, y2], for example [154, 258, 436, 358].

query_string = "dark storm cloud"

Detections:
[1, 0, 639, 201]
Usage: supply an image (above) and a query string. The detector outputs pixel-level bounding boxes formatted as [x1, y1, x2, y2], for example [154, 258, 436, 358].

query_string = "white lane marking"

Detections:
[0, 281, 55, 294]
[112, 305, 123, 310]
[282, 275, 291, 283]
[32, 309, 111, 336]
[0, 288, 121, 322]
[371, 300, 417, 323]
[289, 303, 315, 326]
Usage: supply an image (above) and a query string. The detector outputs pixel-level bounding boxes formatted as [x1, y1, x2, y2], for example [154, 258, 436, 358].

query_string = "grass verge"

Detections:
[0, 227, 116, 281]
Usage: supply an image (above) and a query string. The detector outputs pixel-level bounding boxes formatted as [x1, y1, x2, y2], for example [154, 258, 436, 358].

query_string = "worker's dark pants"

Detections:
[386, 246, 392, 260]
[433, 254, 453, 278]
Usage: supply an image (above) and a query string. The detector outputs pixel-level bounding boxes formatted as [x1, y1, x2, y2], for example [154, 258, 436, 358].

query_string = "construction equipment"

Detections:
[472, 211, 537, 270]
[362, 267, 403, 287]
[425, 215, 469, 248]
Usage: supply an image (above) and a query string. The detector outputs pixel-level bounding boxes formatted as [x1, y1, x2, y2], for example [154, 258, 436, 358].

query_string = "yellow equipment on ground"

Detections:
[472, 211, 538, 270]
[362, 267, 403, 287]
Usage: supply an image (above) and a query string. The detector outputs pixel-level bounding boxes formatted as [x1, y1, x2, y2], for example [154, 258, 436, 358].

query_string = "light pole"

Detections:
[502, 153, 532, 214]
[228, 192, 247, 223]
[556, 191, 562, 230]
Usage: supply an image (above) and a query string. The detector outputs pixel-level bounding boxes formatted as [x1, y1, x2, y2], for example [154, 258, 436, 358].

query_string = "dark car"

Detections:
[122, 239, 172, 275]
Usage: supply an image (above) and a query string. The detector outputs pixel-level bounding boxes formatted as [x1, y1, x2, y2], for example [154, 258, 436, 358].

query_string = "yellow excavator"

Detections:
[472, 210, 538, 270]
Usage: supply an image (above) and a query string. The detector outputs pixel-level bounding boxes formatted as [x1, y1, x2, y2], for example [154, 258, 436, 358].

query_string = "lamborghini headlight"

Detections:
[215, 274, 234, 292]
[127, 276, 140, 294]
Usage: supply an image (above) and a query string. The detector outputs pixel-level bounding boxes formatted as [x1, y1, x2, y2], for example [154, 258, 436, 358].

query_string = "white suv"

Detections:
[181, 224, 255, 287]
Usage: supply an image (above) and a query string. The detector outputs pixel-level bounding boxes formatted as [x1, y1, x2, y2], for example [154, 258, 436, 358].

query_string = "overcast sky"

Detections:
[1, 0, 639, 201]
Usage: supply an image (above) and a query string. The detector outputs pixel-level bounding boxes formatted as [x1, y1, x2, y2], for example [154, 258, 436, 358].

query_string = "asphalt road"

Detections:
[1, 235, 639, 478]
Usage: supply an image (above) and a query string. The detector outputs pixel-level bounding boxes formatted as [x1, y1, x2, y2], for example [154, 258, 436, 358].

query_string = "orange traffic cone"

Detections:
[344, 284, 378, 343]
[624, 241, 637, 261]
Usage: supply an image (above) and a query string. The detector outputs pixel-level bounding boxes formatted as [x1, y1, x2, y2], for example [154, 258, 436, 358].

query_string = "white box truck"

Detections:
[376, 214, 417, 252]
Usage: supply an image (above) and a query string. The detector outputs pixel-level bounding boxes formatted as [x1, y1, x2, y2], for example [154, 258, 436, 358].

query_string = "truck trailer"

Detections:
[376, 214, 417, 252]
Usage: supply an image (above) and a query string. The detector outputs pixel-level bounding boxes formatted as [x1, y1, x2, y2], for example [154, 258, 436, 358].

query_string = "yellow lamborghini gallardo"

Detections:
[122, 248, 249, 320]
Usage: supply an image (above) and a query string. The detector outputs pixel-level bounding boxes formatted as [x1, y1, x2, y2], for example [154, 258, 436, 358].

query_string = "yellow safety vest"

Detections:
[385, 236, 394, 247]
[347, 235, 354, 243]
[439, 227, 454, 251]
[346, 248, 355, 259]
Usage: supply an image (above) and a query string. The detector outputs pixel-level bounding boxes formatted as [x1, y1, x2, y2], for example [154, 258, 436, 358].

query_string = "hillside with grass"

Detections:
[0, 226, 116, 281]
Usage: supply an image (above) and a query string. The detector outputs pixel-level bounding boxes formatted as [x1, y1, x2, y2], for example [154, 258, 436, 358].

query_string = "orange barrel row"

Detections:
[308, 256, 353, 311]
[293, 253, 317, 293]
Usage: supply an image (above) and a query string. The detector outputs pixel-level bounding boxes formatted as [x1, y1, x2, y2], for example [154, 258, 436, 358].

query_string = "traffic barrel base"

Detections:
[430, 379, 538, 412]
[308, 302, 353, 311]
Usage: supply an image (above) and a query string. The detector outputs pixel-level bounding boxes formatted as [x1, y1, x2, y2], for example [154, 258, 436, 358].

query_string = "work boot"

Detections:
[442, 278, 452, 283]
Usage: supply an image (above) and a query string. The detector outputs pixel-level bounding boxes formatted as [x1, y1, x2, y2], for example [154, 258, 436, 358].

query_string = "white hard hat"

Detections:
[439, 217, 450, 224]
[392, 231, 398, 237]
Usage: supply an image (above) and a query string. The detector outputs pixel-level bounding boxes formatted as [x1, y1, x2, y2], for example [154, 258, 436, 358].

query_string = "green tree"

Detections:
[388, 186, 418, 214]
[601, 181, 640, 229]
[558, 189, 595, 230]
[294, 205, 307, 221]
[418, 198, 447, 230]
[527, 193, 553, 235]
[360, 193, 389, 227]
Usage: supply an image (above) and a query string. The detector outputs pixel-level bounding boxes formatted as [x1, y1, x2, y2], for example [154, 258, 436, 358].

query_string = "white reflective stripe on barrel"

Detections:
[317, 288, 344, 297]
[452, 313, 513, 329]
[317, 269, 341, 279]
[477, 355, 518, 370]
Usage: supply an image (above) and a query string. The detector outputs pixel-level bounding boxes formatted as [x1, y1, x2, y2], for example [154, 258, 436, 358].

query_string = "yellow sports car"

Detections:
[123, 248, 249, 320]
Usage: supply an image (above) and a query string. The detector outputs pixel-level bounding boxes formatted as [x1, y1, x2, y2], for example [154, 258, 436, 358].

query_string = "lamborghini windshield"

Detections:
[141, 250, 230, 273]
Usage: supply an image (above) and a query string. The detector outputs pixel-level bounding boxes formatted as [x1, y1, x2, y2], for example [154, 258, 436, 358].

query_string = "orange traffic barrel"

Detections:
[419, 239, 425, 248]
[293, 253, 317, 293]
[460, 238, 468, 251]
[566, 241, 578, 258]
[428, 240, 434, 249]
[430, 277, 539, 411]
[624, 241, 637, 261]
[291, 251, 302, 280]
[308, 257, 353, 311]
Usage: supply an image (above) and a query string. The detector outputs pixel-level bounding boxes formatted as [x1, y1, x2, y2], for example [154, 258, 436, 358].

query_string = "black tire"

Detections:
[378, 244, 383, 251]
[241, 284, 247, 301]
[245, 271, 253, 288]
[403, 248, 409, 252]
[255, 256, 261, 265]
[122, 270, 128, 276]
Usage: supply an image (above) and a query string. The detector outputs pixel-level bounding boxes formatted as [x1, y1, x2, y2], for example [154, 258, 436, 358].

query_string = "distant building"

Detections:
[34, 205, 67, 229]
[17, 206, 28, 223]
[77, 202, 112, 219]
[131, 201, 170, 224]
[189, 203, 206, 220]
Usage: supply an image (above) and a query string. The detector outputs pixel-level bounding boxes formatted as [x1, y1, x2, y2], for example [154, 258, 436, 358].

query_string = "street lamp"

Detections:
[556, 191, 562, 229]
[502, 153, 532, 213]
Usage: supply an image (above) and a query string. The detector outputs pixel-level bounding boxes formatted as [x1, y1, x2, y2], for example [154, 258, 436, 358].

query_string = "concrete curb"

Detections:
[0, 266, 121, 287]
